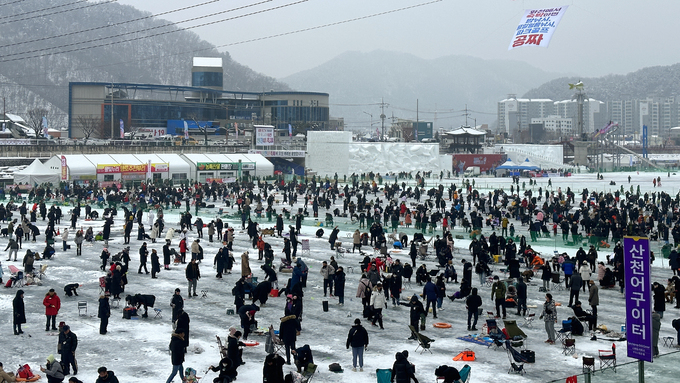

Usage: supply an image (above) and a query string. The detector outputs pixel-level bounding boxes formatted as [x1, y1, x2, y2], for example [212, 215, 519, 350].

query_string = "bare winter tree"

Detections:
[75, 115, 102, 141]
[26, 107, 50, 138]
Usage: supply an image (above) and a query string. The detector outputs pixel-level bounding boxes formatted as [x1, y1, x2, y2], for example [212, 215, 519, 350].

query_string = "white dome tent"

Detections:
[13, 159, 60, 186]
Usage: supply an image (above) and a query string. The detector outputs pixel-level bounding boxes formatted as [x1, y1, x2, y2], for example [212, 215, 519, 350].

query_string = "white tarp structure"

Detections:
[13, 159, 60, 185]
[306, 131, 452, 177]
[47, 154, 190, 182]
[181, 153, 274, 182]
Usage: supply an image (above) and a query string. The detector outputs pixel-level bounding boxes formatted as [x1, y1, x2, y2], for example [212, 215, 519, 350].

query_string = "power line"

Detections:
[0, 0, 28, 7]
[0, 0, 442, 83]
[1, 0, 88, 20]
[0, 0, 237, 49]
[3, 0, 118, 25]
[0, 0, 306, 61]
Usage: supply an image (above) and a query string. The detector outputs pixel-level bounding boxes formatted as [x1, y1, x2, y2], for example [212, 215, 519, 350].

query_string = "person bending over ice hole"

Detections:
[208, 357, 238, 383]
[125, 294, 156, 318]
[64, 283, 79, 297]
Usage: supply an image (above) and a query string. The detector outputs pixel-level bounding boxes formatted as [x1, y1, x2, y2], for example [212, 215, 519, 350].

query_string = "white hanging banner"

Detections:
[508, 6, 568, 50]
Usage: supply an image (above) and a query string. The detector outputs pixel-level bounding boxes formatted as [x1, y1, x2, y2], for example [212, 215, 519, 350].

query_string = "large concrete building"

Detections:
[498, 96, 607, 138]
[68, 57, 331, 139]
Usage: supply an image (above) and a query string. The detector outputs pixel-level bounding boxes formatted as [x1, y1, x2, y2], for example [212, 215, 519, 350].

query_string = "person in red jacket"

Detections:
[179, 238, 187, 264]
[43, 288, 61, 331]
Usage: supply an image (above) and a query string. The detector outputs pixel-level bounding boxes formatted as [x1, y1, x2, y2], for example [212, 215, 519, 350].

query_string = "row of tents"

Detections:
[496, 158, 541, 171]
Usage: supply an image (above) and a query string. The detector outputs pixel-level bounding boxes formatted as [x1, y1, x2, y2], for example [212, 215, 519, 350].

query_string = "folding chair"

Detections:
[376, 369, 392, 383]
[521, 313, 536, 328]
[551, 272, 564, 291]
[301, 363, 317, 383]
[414, 331, 435, 354]
[556, 320, 572, 343]
[598, 344, 616, 372]
[154, 308, 162, 319]
[505, 340, 528, 375]
[582, 356, 595, 374]
[99, 276, 107, 294]
[503, 319, 527, 349]
[269, 325, 285, 355]
[486, 319, 506, 351]
[216, 335, 228, 359]
[78, 301, 87, 316]
[562, 338, 576, 355]
[38, 264, 48, 279]
[662, 337, 675, 347]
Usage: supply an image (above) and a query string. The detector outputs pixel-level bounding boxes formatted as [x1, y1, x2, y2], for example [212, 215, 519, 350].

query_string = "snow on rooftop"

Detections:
[192, 57, 223, 67]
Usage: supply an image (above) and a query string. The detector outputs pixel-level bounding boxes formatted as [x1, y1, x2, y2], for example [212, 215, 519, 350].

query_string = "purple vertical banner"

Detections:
[623, 236, 652, 362]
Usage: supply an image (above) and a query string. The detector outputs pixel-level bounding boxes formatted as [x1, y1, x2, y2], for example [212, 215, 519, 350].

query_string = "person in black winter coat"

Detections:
[329, 226, 339, 250]
[346, 319, 369, 371]
[171, 289, 184, 323]
[253, 280, 272, 306]
[262, 353, 285, 383]
[335, 267, 346, 305]
[400, 295, 425, 336]
[98, 295, 110, 335]
[261, 264, 278, 289]
[391, 351, 418, 383]
[434, 365, 460, 383]
[13, 289, 26, 335]
[95, 366, 119, 383]
[291, 344, 313, 373]
[653, 282, 666, 318]
[227, 331, 246, 368]
[515, 278, 528, 316]
[209, 357, 238, 383]
[151, 249, 160, 279]
[138, 243, 149, 274]
[166, 332, 187, 383]
[278, 315, 301, 364]
[465, 288, 482, 331]
[60, 325, 78, 375]
[238, 304, 260, 340]
[173, 309, 190, 350]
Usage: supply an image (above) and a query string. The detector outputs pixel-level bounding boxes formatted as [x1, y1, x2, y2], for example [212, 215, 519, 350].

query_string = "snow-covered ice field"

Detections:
[1, 171, 679, 383]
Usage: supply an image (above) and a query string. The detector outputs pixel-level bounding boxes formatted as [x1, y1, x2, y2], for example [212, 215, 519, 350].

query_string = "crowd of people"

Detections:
[1, 172, 680, 382]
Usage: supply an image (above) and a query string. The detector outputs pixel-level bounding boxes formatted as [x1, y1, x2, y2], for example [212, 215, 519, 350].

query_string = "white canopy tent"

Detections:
[13, 159, 60, 185]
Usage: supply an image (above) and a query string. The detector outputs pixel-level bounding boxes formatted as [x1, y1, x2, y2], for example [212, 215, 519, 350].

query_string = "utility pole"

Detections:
[110, 83, 114, 139]
[380, 97, 386, 141]
[416, 99, 419, 141]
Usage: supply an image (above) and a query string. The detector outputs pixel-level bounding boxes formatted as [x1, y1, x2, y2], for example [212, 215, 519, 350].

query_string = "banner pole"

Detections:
[639, 360, 644, 383]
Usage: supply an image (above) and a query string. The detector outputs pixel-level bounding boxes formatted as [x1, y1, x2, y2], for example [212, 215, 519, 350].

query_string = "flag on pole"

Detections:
[414, 125, 418, 141]
[234, 122, 239, 137]
[509, 6, 568, 50]
[375, 127, 380, 138]
[119, 119, 124, 138]
[42, 116, 48, 136]
[288, 124, 292, 137]
[183, 120, 189, 140]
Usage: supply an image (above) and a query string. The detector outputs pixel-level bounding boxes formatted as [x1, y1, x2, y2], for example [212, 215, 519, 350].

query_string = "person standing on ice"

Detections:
[165, 331, 187, 383]
[540, 293, 557, 344]
[346, 318, 369, 372]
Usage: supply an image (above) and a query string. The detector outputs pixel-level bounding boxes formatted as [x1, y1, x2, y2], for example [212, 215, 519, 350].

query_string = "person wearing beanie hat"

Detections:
[41, 354, 64, 382]
[346, 318, 369, 371]
[43, 289, 61, 331]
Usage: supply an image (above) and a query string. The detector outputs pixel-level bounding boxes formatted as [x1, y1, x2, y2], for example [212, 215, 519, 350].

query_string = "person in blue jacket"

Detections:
[422, 277, 438, 319]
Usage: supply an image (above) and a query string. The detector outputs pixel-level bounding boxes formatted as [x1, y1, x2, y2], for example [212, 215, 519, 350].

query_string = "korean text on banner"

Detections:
[623, 236, 653, 362]
[60, 155, 67, 180]
[509, 6, 568, 50]
[256, 127, 274, 146]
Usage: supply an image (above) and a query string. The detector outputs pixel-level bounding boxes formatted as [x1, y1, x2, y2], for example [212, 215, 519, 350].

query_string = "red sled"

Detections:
[269, 289, 279, 297]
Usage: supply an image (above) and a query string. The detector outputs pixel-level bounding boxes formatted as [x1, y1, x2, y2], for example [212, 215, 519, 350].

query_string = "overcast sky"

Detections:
[118, 0, 680, 80]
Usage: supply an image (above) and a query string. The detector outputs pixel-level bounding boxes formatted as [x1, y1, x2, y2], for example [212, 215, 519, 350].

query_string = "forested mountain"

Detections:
[282, 50, 565, 130]
[523, 64, 680, 101]
[0, 0, 288, 128]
